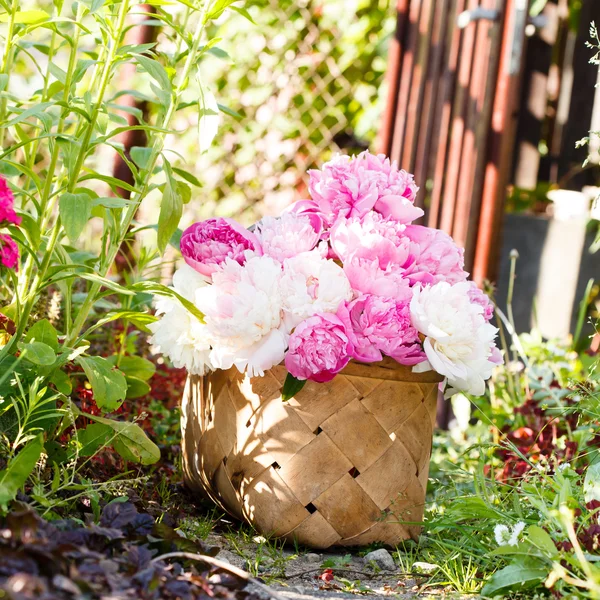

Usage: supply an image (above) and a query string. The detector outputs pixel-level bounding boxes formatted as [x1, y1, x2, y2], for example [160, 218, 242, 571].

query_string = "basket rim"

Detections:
[194, 356, 444, 384]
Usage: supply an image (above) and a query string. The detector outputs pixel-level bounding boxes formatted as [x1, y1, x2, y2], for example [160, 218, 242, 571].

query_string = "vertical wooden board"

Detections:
[355, 439, 417, 510]
[243, 467, 310, 537]
[285, 511, 342, 549]
[378, 0, 412, 155]
[413, 0, 451, 208]
[428, 0, 465, 228]
[391, 0, 423, 164]
[401, 0, 434, 174]
[278, 433, 352, 505]
[440, 0, 479, 235]
[320, 399, 393, 473]
[312, 474, 383, 539]
[360, 380, 425, 433]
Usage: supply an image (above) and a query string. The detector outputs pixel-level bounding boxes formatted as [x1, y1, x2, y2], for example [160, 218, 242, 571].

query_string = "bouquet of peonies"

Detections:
[150, 152, 501, 396]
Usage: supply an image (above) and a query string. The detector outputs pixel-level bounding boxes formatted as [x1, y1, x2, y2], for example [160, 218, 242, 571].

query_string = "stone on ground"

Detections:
[363, 549, 396, 571]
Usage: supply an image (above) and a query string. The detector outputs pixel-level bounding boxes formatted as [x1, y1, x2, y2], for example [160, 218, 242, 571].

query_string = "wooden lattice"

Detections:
[181, 358, 442, 548]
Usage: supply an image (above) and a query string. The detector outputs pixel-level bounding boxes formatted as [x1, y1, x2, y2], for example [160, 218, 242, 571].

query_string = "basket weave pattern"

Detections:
[181, 358, 441, 548]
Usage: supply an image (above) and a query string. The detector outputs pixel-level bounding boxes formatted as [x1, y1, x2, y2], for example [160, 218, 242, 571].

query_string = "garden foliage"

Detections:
[0, 0, 242, 510]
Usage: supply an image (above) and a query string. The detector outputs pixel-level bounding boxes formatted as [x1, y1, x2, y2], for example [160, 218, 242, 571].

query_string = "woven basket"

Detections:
[181, 358, 442, 548]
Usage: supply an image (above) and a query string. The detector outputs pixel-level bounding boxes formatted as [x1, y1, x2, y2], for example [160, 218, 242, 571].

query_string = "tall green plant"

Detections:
[0, 0, 249, 509]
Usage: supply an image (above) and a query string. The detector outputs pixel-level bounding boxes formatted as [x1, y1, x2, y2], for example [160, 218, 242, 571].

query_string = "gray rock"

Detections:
[364, 548, 396, 571]
[305, 553, 321, 563]
[217, 549, 245, 569]
[412, 561, 439, 575]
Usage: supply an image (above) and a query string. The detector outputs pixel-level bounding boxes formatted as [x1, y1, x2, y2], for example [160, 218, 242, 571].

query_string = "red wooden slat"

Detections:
[439, 0, 479, 235]
[473, 0, 531, 284]
[427, 0, 464, 229]
[413, 0, 450, 211]
[378, 0, 411, 156]
[453, 0, 495, 258]
[401, 0, 434, 176]
[390, 0, 423, 164]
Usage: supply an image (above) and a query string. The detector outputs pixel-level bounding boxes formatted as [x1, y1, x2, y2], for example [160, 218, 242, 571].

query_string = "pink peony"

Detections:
[344, 255, 412, 300]
[339, 295, 425, 365]
[0, 234, 18, 270]
[308, 151, 423, 225]
[404, 225, 468, 285]
[180, 217, 262, 278]
[0, 177, 20, 226]
[329, 212, 415, 267]
[285, 313, 353, 382]
[256, 212, 321, 262]
[468, 283, 494, 322]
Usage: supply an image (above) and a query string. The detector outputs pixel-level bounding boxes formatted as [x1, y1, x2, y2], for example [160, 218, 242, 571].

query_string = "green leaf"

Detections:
[136, 55, 172, 93]
[527, 525, 558, 558]
[79, 272, 136, 295]
[59, 192, 91, 243]
[3, 102, 54, 128]
[281, 373, 306, 402]
[84, 310, 158, 337]
[172, 167, 202, 187]
[130, 146, 153, 170]
[92, 197, 134, 209]
[77, 356, 127, 412]
[76, 423, 112, 457]
[85, 414, 160, 465]
[230, 5, 256, 24]
[217, 103, 242, 119]
[131, 281, 204, 323]
[0, 436, 43, 510]
[25, 319, 59, 351]
[0, 74, 8, 92]
[0, 10, 49, 24]
[157, 163, 182, 254]
[584, 460, 600, 504]
[206, 0, 238, 21]
[50, 369, 72, 395]
[481, 562, 547, 597]
[107, 356, 156, 382]
[177, 180, 192, 204]
[18, 341, 56, 366]
[125, 377, 151, 399]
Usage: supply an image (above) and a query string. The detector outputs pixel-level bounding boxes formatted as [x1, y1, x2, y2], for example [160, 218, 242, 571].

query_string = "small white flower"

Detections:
[148, 264, 213, 375]
[494, 521, 526, 546]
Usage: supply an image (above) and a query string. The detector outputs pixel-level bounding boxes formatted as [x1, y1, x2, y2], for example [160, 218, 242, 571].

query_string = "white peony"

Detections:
[210, 326, 289, 378]
[148, 264, 214, 375]
[410, 281, 499, 396]
[280, 248, 353, 329]
[255, 212, 320, 262]
[195, 254, 285, 375]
